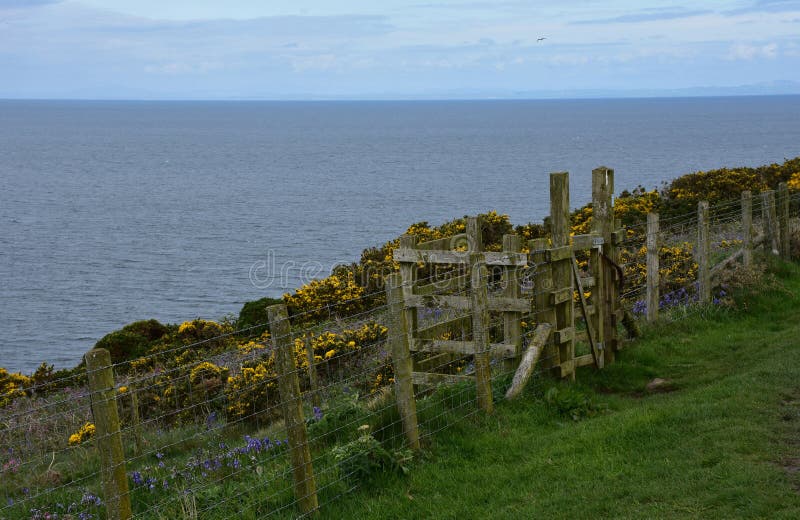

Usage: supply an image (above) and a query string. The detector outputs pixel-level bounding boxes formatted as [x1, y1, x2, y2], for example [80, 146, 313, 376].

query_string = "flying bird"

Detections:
[537, 37, 547, 42]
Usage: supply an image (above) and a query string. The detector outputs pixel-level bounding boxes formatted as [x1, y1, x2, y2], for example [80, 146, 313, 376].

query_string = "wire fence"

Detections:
[2, 185, 798, 519]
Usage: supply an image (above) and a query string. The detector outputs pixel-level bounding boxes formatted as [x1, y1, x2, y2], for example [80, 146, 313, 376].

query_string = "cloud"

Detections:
[724, 0, 800, 15]
[0, 0, 60, 8]
[572, 9, 713, 25]
[727, 42, 779, 60]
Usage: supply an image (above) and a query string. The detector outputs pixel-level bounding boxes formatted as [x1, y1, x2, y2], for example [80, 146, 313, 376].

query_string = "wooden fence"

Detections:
[82, 171, 792, 519]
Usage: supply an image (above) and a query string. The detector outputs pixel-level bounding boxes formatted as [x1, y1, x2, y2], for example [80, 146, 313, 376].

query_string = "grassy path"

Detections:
[324, 261, 800, 519]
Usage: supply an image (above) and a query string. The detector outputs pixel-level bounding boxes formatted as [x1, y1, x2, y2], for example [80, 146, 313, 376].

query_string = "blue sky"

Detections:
[1, 0, 799, 99]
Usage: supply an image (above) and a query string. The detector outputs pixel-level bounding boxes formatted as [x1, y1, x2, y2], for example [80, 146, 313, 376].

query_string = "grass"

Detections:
[5, 259, 800, 519]
[321, 259, 800, 519]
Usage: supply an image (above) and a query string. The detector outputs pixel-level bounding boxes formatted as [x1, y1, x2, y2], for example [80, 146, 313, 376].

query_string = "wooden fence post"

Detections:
[762, 190, 777, 255]
[268, 304, 318, 515]
[550, 172, 575, 380]
[778, 182, 790, 260]
[385, 273, 421, 450]
[742, 191, 753, 267]
[470, 253, 494, 413]
[646, 213, 660, 322]
[502, 234, 523, 374]
[85, 348, 132, 520]
[592, 166, 614, 365]
[530, 237, 558, 370]
[696, 201, 711, 304]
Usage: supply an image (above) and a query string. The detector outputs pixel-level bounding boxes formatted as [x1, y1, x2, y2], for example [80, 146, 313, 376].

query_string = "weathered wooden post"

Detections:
[550, 172, 575, 379]
[303, 335, 322, 409]
[646, 213, 660, 322]
[470, 253, 494, 413]
[742, 191, 753, 267]
[502, 234, 523, 374]
[592, 166, 613, 365]
[778, 182, 790, 260]
[696, 201, 711, 303]
[530, 237, 558, 370]
[85, 349, 132, 520]
[762, 190, 777, 255]
[385, 273, 421, 450]
[268, 304, 318, 515]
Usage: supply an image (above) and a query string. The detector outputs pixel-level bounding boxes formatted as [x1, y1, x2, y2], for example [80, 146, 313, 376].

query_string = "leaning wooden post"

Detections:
[592, 166, 613, 365]
[470, 253, 494, 414]
[762, 190, 777, 255]
[696, 201, 711, 304]
[385, 273, 421, 450]
[502, 234, 523, 374]
[742, 191, 753, 267]
[778, 182, 790, 260]
[85, 349, 132, 520]
[646, 213, 660, 322]
[550, 172, 575, 380]
[268, 304, 318, 515]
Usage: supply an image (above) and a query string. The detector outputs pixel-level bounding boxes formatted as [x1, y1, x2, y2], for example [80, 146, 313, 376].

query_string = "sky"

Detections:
[1, 0, 799, 99]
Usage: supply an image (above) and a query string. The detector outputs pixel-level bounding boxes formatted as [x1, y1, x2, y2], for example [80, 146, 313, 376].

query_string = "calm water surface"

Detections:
[1, 97, 799, 372]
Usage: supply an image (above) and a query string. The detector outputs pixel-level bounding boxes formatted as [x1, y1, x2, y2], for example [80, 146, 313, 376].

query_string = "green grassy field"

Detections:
[322, 260, 800, 519]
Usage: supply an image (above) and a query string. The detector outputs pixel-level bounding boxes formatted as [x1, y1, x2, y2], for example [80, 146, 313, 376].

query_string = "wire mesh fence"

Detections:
[2, 187, 797, 519]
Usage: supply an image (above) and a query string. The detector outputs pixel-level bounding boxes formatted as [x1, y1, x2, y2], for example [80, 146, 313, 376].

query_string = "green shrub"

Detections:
[236, 297, 282, 335]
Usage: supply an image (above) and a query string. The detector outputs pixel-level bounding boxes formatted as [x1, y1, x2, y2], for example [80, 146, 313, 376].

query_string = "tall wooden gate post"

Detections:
[646, 212, 660, 322]
[385, 273, 421, 450]
[696, 201, 711, 303]
[85, 348, 132, 520]
[742, 191, 753, 267]
[550, 172, 575, 379]
[470, 253, 494, 413]
[268, 304, 318, 515]
[591, 166, 614, 365]
[502, 234, 523, 374]
[530, 237, 558, 370]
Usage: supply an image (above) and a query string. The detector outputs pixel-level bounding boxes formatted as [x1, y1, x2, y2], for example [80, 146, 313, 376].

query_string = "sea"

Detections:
[2, 96, 799, 374]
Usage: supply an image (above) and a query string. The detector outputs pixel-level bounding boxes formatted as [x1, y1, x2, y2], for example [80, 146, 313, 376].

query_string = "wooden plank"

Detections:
[579, 276, 595, 289]
[530, 237, 558, 371]
[393, 248, 467, 265]
[484, 251, 528, 266]
[414, 273, 469, 296]
[550, 287, 572, 305]
[411, 338, 475, 355]
[762, 190, 777, 255]
[406, 294, 529, 313]
[416, 315, 471, 340]
[572, 234, 603, 250]
[416, 233, 467, 251]
[415, 352, 454, 373]
[574, 354, 596, 368]
[551, 171, 575, 380]
[553, 327, 574, 344]
[505, 324, 553, 399]
[610, 229, 626, 245]
[710, 248, 744, 276]
[572, 255, 603, 369]
[546, 245, 573, 262]
[466, 216, 483, 252]
[412, 372, 475, 386]
[490, 342, 517, 360]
